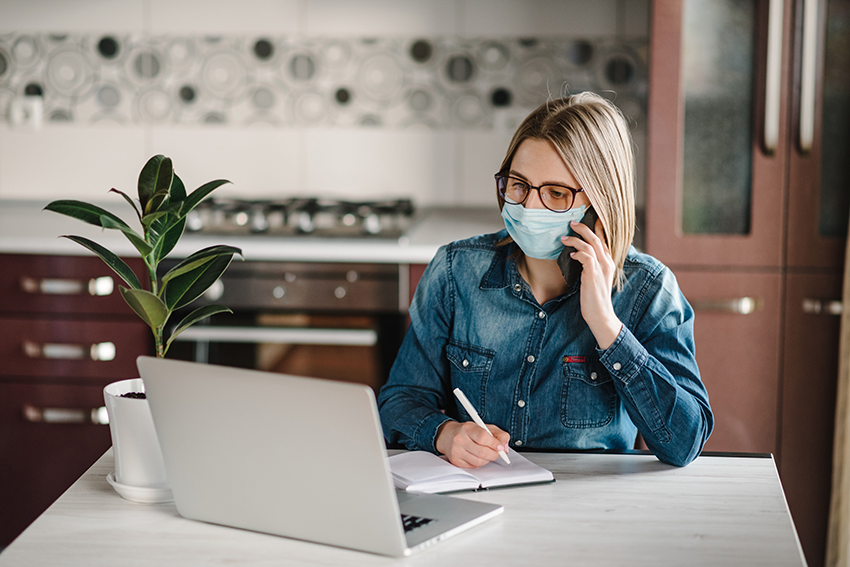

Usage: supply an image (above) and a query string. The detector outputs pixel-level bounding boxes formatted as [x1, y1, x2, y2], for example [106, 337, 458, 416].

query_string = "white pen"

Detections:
[453, 387, 511, 465]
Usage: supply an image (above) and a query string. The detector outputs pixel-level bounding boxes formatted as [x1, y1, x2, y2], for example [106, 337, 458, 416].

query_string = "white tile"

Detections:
[459, 0, 617, 37]
[149, 0, 300, 34]
[304, 128, 454, 206]
[455, 129, 514, 206]
[304, 0, 458, 36]
[0, 0, 145, 33]
[149, 126, 300, 198]
[0, 124, 146, 200]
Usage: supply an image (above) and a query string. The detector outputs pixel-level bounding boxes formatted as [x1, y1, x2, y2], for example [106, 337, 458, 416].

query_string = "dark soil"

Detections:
[119, 392, 147, 399]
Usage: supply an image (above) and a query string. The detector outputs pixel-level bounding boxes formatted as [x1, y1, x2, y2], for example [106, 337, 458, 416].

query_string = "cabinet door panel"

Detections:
[0, 318, 150, 381]
[676, 270, 783, 453]
[779, 271, 842, 567]
[0, 254, 144, 315]
[0, 382, 112, 547]
[647, 0, 792, 267]
[786, 0, 850, 269]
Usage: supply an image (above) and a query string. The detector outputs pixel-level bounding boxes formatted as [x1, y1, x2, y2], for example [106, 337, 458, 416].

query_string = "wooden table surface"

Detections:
[0, 449, 807, 566]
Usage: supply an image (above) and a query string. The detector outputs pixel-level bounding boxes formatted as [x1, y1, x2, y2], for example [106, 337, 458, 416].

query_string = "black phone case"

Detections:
[557, 207, 598, 289]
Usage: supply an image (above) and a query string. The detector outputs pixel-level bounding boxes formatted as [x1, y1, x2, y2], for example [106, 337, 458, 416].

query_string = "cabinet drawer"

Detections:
[0, 317, 151, 381]
[675, 270, 783, 454]
[0, 254, 145, 315]
[0, 382, 112, 546]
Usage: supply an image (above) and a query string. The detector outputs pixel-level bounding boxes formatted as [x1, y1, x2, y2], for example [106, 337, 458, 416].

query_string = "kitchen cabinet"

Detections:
[0, 253, 151, 547]
[647, 1, 850, 564]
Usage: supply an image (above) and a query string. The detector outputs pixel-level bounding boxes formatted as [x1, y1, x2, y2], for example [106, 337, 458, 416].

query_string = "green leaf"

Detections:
[60, 235, 142, 289]
[44, 200, 131, 231]
[109, 188, 142, 225]
[170, 173, 187, 203]
[164, 304, 232, 353]
[99, 215, 153, 257]
[141, 210, 169, 228]
[161, 245, 242, 285]
[163, 254, 236, 310]
[119, 286, 169, 330]
[152, 215, 186, 264]
[182, 179, 230, 215]
[138, 155, 173, 215]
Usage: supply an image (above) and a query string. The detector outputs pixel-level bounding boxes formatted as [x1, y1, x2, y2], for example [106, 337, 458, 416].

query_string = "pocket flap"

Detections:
[446, 341, 494, 371]
[562, 355, 612, 386]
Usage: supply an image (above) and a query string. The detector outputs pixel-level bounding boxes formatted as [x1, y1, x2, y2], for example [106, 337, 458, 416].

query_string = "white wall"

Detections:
[0, 0, 649, 206]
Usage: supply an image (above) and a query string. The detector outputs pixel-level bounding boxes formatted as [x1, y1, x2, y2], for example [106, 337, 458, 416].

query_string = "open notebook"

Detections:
[389, 449, 554, 493]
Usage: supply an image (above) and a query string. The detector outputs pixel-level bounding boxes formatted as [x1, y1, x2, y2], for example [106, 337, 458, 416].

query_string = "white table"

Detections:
[0, 449, 806, 566]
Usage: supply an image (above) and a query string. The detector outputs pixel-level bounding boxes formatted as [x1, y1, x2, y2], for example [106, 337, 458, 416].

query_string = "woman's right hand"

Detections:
[435, 420, 511, 468]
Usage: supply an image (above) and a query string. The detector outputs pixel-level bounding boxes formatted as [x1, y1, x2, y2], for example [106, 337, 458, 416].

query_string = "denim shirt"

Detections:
[378, 230, 713, 467]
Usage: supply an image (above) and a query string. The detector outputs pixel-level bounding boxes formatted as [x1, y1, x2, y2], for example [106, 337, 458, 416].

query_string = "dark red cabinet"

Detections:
[648, 1, 850, 564]
[0, 253, 151, 547]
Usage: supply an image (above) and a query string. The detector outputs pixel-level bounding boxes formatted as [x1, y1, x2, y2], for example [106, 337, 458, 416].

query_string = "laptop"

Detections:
[137, 356, 503, 557]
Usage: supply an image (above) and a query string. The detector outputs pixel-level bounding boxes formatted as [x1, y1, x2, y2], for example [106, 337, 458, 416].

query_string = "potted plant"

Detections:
[45, 154, 241, 503]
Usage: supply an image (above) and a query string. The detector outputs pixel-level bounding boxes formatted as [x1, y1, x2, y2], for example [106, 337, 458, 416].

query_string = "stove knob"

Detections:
[250, 210, 269, 232]
[364, 213, 381, 235]
[298, 212, 315, 233]
[186, 210, 204, 232]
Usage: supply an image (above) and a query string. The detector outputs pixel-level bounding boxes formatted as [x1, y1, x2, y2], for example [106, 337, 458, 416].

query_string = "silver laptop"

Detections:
[137, 356, 503, 557]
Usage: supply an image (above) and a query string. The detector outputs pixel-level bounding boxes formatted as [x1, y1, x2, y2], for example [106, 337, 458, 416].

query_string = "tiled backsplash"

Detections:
[0, 0, 649, 210]
[0, 34, 646, 130]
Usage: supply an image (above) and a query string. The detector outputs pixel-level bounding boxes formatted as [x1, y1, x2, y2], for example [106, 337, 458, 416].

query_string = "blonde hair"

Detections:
[497, 92, 636, 290]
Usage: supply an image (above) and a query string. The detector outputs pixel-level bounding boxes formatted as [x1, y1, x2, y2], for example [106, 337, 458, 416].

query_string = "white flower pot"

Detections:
[103, 378, 173, 503]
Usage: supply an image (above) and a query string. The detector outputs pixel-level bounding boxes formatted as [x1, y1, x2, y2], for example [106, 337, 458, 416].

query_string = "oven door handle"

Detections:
[173, 326, 378, 346]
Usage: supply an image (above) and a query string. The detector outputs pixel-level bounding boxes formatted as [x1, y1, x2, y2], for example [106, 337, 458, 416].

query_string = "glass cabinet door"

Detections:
[786, 0, 850, 269]
[646, 0, 791, 268]
[680, 0, 755, 236]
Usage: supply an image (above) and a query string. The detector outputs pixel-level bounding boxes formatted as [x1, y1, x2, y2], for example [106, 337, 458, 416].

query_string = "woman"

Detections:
[378, 92, 713, 468]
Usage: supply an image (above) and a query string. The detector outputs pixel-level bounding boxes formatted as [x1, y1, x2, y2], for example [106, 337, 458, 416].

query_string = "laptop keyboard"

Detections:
[401, 513, 435, 533]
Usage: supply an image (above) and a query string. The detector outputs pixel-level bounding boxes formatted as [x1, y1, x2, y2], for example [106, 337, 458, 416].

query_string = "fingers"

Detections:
[441, 421, 511, 469]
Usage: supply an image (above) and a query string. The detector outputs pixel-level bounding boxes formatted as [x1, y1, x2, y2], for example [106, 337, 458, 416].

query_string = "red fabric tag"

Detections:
[564, 356, 586, 363]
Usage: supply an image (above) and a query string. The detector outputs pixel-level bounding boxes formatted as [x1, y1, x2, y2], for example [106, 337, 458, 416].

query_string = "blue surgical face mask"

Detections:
[500, 203, 588, 260]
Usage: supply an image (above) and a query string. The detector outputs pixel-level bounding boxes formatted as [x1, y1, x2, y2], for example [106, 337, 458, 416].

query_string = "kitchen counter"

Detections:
[0, 200, 504, 264]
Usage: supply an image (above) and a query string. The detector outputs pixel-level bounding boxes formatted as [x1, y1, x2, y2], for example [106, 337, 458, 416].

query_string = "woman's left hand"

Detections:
[561, 220, 623, 350]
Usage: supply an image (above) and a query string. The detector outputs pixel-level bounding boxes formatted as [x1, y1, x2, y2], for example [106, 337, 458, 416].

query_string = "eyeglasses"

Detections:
[495, 173, 584, 212]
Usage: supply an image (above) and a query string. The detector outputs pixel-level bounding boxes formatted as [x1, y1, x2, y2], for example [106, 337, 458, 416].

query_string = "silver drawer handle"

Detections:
[20, 276, 114, 296]
[174, 326, 377, 346]
[22, 340, 117, 361]
[22, 404, 109, 425]
[802, 299, 843, 316]
[692, 297, 763, 315]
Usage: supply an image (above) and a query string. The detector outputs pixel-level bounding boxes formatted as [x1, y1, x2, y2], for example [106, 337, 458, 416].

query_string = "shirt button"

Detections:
[590, 372, 598, 381]
[613, 362, 622, 371]
[515, 440, 523, 446]
[513, 283, 522, 292]
[517, 400, 526, 408]
[538, 311, 545, 319]
[462, 359, 469, 368]
[526, 355, 535, 363]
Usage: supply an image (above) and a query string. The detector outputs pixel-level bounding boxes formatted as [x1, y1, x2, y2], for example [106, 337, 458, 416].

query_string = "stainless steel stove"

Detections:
[185, 197, 416, 238]
[170, 196, 416, 394]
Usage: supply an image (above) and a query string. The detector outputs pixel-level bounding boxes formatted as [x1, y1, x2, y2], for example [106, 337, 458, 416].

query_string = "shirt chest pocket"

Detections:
[560, 356, 616, 428]
[445, 341, 495, 419]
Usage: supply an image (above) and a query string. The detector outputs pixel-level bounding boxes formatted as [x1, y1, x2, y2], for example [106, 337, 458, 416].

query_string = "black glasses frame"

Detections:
[494, 173, 584, 213]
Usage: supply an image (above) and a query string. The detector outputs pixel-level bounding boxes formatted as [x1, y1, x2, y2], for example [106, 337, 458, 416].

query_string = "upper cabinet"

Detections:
[787, 0, 850, 268]
[647, 0, 848, 270]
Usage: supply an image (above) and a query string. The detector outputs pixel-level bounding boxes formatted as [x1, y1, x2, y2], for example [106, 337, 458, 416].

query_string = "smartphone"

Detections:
[557, 207, 598, 289]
